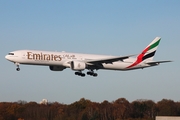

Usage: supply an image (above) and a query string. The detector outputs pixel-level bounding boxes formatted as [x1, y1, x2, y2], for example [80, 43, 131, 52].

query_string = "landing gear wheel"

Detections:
[75, 72, 86, 77]
[87, 70, 98, 77]
[16, 68, 20, 71]
[87, 71, 91, 75]
[75, 72, 79, 75]
[93, 73, 98, 77]
[81, 73, 85, 77]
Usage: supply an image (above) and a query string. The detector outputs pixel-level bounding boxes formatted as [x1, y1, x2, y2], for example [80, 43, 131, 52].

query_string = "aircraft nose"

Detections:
[5, 55, 9, 60]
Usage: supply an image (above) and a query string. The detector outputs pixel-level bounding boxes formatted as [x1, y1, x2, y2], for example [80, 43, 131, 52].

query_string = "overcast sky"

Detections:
[0, 0, 180, 104]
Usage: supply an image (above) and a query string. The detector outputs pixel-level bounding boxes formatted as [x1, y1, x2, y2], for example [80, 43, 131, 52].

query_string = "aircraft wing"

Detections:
[146, 60, 172, 65]
[85, 54, 135, 64]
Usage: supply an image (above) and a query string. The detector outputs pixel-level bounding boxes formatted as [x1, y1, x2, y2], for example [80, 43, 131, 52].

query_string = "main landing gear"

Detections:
[15, 63, 20, 71]
[75, 72, 85, 77]
[87, 71, 98, 77]
[74, 70, 98, 77]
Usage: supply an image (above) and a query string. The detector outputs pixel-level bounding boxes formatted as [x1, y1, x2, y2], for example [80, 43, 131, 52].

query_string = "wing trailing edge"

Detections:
[85, 54, 136, 64]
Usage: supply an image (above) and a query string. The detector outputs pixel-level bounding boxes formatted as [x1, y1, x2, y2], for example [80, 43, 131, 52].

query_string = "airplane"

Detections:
[5, 37, 171, 77]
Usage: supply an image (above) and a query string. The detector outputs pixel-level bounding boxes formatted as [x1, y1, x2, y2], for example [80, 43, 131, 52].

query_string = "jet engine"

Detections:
[70, 61, 86, 71]
[49, 66, 66, 71]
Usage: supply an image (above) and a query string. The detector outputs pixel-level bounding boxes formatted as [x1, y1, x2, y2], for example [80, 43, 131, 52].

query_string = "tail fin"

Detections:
[127, 37, 164, 69]
[127, 37, 167, 68]
[140, 37, 161, 62]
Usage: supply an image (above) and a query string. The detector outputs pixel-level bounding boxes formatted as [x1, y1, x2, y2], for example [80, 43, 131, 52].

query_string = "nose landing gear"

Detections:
[15, 63, 20, 71]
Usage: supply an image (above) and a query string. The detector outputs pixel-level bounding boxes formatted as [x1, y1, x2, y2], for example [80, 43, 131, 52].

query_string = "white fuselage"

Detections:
[5, 37, 171, 77]
[5, 50, 151, 71]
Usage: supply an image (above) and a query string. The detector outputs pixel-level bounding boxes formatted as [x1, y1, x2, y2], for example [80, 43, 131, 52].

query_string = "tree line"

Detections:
[0, 98, 180, 120]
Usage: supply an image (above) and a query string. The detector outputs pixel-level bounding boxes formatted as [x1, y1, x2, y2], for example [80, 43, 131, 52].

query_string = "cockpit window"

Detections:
[8, 53, 14, 55]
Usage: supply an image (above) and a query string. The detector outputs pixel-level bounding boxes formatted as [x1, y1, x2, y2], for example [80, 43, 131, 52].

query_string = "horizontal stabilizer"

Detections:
[146, 60, 172, 65]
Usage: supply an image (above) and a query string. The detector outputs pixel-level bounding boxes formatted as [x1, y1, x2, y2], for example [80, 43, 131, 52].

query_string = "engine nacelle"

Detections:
[70, 61, 86, 71]
[49, 66, 66, 71]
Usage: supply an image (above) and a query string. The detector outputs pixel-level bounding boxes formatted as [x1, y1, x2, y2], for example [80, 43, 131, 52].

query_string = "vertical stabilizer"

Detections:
[127, 37, 161, 68]
[141, 37, 161, 61]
